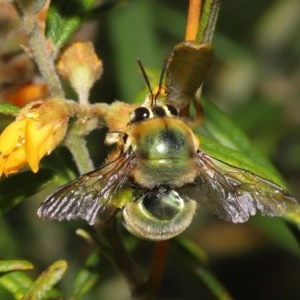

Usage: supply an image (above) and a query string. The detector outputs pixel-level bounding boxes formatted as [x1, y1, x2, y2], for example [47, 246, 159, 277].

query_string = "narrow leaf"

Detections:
[172, 239, 232, 300]
[0, 103, 19, 116]
[199, 135, 285, 187]
[175, 237, 207, 264]
[199, 97, 283, 182]
[23, 260, 67, 300]
[195, 267, 233, 300]
[46, 0, 94, 49]
[0, 271, 32, 299]
[0, 260, 34, 273]
[71, 253, 101, 298]
[197, 0, 221, 43]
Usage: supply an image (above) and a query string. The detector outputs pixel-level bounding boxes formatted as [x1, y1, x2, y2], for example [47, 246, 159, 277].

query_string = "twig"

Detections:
[185, 0, 202, 41]
[64, 123, 95, 174]
[146, 240, 169, 299]
[18, 2, 65, 98]
[95, 219, 145, 298]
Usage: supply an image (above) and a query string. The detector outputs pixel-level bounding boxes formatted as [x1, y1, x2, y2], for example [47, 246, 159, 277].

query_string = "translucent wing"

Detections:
[195, 150, 299, 223]
[38, 152, 137, 225]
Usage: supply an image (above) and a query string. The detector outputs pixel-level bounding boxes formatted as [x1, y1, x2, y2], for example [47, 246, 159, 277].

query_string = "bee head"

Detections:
[128, 58, 180, 126]
[129, 104, 179, 124]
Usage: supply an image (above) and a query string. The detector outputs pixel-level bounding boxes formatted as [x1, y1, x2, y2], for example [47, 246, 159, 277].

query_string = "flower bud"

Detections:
[56, 42, 103, 104]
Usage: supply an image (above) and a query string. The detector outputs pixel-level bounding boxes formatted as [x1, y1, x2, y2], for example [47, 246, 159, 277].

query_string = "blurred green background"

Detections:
[1, 0, 300, 299]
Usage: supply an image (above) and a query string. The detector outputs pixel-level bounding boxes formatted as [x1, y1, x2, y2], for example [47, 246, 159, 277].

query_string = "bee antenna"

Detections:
[155, 56, 169, 102]
[137, 58, 154, 105]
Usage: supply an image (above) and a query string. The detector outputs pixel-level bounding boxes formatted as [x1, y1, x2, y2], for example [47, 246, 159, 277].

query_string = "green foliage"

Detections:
[0, 260, 33, 273]
[0, 271, 32, 299]
[23, 260, 67, 300]
[199, 98, 285, 185]
[71, 253, 102, 299]
[0, 260, 66, 300]
[173, 238, 233, 300]
[0, 104, 20, 116]
[46, 0, 94, 49]
[197, 0, 221, 43]
[0, 169, 54, 217]
[1, 0, 300, 299]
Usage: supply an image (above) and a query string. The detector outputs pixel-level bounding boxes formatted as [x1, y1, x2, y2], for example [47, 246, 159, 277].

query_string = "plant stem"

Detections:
[64, 124, 94, 174]
[146, 240, 169, 298]
[197, 0, 221, 43]
[29, 28, 64, 98]
[21, 8, 65, 98]
[185, 0, 202, 40]
[96, 220, 145, 298]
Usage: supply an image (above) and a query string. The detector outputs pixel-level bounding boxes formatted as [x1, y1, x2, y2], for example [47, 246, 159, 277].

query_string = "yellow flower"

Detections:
[0, 98, 71, 177]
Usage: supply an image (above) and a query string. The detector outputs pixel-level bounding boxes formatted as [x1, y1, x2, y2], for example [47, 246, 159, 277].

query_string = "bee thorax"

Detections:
[127, 117, 199, 188]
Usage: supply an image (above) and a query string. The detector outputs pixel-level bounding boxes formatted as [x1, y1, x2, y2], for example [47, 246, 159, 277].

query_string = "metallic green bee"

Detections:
[38, 42, 298, 241]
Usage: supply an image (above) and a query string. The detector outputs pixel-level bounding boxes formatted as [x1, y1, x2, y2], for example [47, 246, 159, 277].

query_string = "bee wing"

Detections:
[195, 150, 299, 223]
[38, 153, 136, 225]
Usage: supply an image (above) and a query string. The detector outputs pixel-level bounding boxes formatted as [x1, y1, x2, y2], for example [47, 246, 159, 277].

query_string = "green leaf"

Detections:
[46, 0, 94, 49]
[199, 97, 284, 184]
[172, 239, 232, 300]
[0, 103, 19, 116]
[71, 253, 101, 299]
[0, 169, 55, 216]
[199, 136, 285, 188]
[0, 260, 34, 273]
[23, 260, 67, 300]
[107, 0, 162, 101]
[197, 0, 221, 43]
[175, 237, 207, 264]
[251, 217, 300, 259]
[0, 271, 33, 300]
[194, 267, 233, 300]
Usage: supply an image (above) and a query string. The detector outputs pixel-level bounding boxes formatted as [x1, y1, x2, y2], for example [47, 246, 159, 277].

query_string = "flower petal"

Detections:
[25, 118, 43, 172]
[0, 118, 27, 154]
[2, 146, 27, 175]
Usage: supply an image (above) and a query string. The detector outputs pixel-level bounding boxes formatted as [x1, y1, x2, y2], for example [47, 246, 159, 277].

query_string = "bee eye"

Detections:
[152, 106, 166, 117]
[166, 105, 179, 117]
[130, 107, 150, 123]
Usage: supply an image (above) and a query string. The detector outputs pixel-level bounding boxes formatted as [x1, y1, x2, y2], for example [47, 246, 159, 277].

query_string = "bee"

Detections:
[38, 42, 298, 241]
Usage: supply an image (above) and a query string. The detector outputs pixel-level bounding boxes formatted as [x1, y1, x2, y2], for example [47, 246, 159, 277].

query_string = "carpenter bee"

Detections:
[38, 42, 298, 241]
